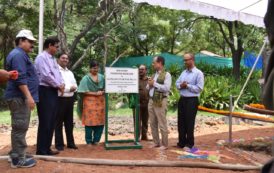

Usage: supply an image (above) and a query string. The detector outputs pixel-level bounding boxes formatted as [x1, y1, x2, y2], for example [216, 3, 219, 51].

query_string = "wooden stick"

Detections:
[243, 105, 274, 116]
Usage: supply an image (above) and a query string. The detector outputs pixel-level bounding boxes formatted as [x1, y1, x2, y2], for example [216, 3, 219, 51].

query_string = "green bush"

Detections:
[168, 84, 180, 110]
[167, 63, 262, 110]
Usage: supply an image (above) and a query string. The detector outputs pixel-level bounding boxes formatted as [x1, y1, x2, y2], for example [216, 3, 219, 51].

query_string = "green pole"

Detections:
[135, 94, 140, 143]
[105, 93, 109, 145]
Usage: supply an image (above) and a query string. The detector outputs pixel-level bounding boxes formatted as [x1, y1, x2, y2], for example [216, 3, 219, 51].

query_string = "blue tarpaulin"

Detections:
[243, 51, 262, 70]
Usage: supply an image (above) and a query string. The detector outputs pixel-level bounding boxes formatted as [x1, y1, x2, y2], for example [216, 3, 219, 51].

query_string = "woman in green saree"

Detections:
[77, 60, 105, 145]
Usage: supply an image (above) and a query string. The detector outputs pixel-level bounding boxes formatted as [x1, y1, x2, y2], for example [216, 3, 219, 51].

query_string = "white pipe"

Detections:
[0, 155, 261, 171]
[38, 0, 44, 53]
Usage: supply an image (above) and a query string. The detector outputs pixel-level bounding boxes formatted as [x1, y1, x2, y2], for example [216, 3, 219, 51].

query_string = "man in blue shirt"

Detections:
[176, 53, 204, 149]
[4, 29, 39, 168]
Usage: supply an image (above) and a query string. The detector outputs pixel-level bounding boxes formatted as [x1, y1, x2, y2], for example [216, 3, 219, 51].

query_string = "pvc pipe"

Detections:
[38, 0, 44, 53]
[0, 155, 261, 171]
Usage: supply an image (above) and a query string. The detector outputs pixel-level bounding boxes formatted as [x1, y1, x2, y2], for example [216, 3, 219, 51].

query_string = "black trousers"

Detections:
[36, 86, 58, 155]
[140, 104, 149, 137]
[177, 96, 199, 148]
[55, 96, 75, 148]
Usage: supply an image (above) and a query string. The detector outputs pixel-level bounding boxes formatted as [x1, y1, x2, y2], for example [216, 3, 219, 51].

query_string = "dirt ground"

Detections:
[0, 116, 273, 173]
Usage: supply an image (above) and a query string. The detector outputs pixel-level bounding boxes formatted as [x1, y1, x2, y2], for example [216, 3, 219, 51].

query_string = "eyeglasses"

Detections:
[184, 58, 192, 62]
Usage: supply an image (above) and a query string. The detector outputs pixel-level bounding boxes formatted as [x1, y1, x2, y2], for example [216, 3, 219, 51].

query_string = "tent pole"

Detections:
[38, 0, 44, 53]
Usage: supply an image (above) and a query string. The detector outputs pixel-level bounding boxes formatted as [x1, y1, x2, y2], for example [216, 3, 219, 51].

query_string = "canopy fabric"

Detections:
[133, 0, 268, 28]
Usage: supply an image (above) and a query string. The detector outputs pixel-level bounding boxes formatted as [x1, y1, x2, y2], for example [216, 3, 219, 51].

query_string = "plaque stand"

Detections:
[104, 93, 142, 150]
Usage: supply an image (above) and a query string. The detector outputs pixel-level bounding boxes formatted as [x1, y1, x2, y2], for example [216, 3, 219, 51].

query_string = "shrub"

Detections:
[167, 63, 262, 110]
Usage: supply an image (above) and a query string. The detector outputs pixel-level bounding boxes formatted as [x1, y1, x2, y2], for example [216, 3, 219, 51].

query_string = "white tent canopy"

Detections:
[133, 0, 268, 28]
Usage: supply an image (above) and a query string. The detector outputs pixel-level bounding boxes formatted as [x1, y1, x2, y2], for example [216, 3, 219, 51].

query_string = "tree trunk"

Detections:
[233, 21, 244, 80]
[232, 50, 242, 79]
[103, 34, 108, 69]
[170, 25, 176, 54]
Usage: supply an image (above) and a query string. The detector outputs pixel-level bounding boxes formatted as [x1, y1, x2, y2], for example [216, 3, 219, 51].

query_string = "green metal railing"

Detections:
[104, 93, 142, 150]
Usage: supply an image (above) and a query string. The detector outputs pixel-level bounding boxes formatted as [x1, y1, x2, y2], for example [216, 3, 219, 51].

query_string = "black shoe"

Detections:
[176, 143, 185, 148]
[56, 146, 64, 151]
[67, 145, 78, 150]
[36, 151, 47, 155]
[141, 135, 148, 141]
[47, 150, 59, 155]
[186, 144, 194, 149]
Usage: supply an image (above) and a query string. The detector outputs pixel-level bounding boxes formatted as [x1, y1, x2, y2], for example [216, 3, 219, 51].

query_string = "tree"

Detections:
[190, 17, 264, 79]
[214, 20, 264, 79]
[53, 0, 127, 70]
[0, 0, 39, 66]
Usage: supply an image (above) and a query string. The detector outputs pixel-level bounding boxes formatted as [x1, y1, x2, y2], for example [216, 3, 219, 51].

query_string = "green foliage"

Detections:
[200, 76, 261, 110]
[167, 63, 262, 110]
[196, 62, 261, 79]
[199, 76, 238, 110]
[0, 0, 264, 111]
[168, 84, 181, 110]
[168, 64, 182, 79]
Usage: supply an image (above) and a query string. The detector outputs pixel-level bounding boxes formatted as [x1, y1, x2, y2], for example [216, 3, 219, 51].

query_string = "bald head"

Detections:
[184, 53, 195, 60]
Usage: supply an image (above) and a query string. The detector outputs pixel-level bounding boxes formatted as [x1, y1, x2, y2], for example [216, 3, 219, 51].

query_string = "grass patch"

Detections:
[0, 110, 11, 124]
[108, 108, 221, 117]
[0, 109, 37, 125]
[108, 108, 178, 117]
[0, 108, 222, 125]
[198, 110, 222, 117]
[109, 108, 132, 116]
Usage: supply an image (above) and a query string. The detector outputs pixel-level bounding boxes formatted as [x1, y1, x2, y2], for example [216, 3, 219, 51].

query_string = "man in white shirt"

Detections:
[176, 53, 204, 149]
[55, 53, 78, 151]
[147, 56, 172, 150]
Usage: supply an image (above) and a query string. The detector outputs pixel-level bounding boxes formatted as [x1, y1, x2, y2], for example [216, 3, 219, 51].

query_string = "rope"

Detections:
[238, 0, 263, 12]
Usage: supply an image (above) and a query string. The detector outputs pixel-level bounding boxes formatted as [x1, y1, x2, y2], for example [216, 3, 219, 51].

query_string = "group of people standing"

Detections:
[3, 29, 106, 168]
[2, 29, 204, 169]
[136, 55, 204, 151]
[4, 29, 80, 168]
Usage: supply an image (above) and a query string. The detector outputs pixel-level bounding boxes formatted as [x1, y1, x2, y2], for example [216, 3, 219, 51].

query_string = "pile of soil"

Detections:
[232, 138, 273, 155]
